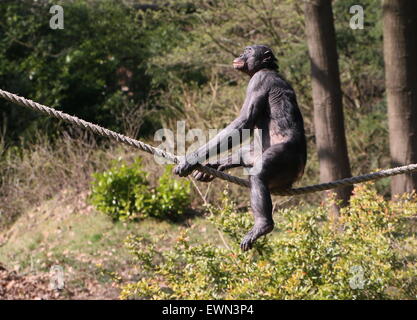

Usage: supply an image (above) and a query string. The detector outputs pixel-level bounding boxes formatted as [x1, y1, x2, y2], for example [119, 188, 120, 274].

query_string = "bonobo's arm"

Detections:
[174, 77, 268, 177]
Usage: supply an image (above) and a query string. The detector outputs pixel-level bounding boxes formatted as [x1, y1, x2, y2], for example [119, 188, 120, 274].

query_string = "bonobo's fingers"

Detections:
[173, 165, 186, 176]
[173, 166, 180, 175]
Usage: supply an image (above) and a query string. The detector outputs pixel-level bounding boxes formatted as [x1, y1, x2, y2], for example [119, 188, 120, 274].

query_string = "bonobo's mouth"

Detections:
[233, 58, 245, 69]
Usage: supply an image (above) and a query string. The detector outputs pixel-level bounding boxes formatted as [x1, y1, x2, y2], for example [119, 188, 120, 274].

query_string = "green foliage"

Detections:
[90, 159, 149, 221]
[151, 166, 191, 219]
[121, 184, 417, 300]
[1, 0, 392, 198]
[90, 159, 190, 221]
[0, 0, 188, 143]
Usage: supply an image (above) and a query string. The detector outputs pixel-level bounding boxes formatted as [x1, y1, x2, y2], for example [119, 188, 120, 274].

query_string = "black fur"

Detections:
[174, 45, 307, 251]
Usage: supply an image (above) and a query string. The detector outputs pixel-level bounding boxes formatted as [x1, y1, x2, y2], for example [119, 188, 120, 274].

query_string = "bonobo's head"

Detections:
[233, 45, 278, 76]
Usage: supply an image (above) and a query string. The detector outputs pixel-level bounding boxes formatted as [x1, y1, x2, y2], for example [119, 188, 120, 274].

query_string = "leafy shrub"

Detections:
[90, 159, 149, 220]
[90, 159, 190, 221]
[120, 183, 417, 300]
[150, 167, 191, 219]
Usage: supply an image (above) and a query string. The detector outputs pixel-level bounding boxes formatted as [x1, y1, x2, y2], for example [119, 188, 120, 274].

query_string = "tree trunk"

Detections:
[383, 0, 417, 196]
[304, 0, 352, 217]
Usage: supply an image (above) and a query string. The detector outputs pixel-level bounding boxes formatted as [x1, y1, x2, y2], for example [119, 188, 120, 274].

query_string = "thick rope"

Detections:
[1, 88, 417, 196]
[0, 89, 249, 188]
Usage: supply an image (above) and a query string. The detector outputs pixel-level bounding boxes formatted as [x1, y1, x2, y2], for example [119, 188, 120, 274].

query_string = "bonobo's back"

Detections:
[258, 69, 307, 163]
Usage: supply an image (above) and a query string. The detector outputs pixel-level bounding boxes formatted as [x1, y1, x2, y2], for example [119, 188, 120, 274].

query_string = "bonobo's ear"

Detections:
[262, 50, 273, 64]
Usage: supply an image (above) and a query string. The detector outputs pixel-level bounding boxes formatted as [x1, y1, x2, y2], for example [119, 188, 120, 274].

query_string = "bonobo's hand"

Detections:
[173, 155, 199, 177]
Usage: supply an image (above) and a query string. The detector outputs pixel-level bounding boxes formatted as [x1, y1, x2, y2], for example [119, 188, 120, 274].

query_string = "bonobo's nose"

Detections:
[233, 57, 245, 69]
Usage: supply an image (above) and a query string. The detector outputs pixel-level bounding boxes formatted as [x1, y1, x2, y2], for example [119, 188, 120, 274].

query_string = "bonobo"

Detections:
[174, 45, 307, 251]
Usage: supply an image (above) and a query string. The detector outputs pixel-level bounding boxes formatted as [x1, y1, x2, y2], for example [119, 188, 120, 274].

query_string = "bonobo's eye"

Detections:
[244, 47, 252, 55]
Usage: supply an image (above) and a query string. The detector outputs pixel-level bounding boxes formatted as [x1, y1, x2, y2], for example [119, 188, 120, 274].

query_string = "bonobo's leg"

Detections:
[240, 143, 301, 251]
[193, 145, 257, 182]
[240, 174, 274, 251]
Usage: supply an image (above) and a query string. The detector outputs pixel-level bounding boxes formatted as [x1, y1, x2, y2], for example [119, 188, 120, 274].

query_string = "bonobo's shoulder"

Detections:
[250, 69, 294, 92]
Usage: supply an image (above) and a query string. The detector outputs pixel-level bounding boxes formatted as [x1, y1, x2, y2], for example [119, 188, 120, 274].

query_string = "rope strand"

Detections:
[1, 88, 417, 196]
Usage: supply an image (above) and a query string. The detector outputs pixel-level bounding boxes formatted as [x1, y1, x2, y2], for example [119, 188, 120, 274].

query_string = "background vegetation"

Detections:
[0, 0, 415, 300]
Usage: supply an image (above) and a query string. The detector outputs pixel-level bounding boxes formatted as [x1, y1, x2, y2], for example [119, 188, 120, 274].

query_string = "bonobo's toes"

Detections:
[192, 171, 214, 182]
[193, 171, 204, 180]
[240, 223, 274, 251]
[240, 232, 254, 251]
[201, 173, 215, 182]
[192, 163, 221, 182]
[201, 175, 215, 182]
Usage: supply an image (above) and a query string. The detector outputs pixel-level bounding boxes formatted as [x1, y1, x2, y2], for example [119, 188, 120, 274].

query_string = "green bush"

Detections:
[151, 167, 191, 219]
[90, 159, 191, 221]
[120, 184, 417, 300]
[90, 159, 149, 220]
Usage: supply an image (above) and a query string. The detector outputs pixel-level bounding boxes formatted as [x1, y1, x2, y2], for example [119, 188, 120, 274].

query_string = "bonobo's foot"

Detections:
[240, 222, 274, 251]
[192, 163, 225, 182]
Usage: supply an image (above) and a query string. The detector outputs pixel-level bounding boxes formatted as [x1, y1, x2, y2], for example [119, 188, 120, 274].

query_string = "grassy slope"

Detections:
[0, 189, 222, 299]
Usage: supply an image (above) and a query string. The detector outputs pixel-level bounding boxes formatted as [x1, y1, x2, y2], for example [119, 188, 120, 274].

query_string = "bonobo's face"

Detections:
[233, 45, 276, 76]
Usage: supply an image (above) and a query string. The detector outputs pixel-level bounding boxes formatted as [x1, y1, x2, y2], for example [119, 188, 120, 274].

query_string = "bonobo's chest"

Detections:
[247, 70, 293, 101]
